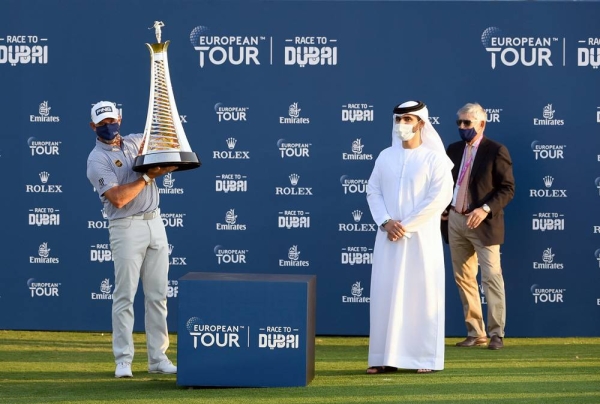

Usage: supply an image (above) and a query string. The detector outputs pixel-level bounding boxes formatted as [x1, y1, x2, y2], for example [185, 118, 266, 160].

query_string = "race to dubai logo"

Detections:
[90, 243, 113, 263]
[341, 104, 373, 122]
[532, 212, 564, 232]
[278, 210, 310, 229]
[28, 207, 60, 226]
[481, 27, 558, 69]
[189, 26, 266, 68]
[284, 36, 338, 67]
[341, 246, 373, 265]
[577, 37, 600, 69]
[0, 34, 48, 66]
[216, 174, 248, 193]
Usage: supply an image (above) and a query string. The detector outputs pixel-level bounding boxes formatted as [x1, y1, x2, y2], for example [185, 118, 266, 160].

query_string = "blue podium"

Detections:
[177, 272, 316, 387]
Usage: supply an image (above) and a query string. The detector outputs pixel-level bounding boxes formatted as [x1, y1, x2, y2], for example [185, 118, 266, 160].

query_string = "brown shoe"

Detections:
[455, 336, 488, 347]
[488, 335, 504, 350]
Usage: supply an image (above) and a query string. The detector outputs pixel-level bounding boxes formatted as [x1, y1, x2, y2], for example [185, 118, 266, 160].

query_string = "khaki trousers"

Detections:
[448, 210, 506, 338]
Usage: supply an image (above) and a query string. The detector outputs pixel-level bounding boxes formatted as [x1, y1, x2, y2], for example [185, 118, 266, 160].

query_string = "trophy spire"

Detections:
[133, 22, 201, 172]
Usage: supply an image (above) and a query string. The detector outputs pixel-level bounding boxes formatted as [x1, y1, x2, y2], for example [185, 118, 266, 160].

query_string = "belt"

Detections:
[451, 206, 469, 215]
[129, 208, 160, 220]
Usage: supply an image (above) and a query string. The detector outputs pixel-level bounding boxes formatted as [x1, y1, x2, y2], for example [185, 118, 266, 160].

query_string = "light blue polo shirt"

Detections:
[87, 133, 159, 220]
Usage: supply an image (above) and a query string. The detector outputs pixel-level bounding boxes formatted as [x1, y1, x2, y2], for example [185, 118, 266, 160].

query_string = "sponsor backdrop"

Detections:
[1, 0, 599, 337]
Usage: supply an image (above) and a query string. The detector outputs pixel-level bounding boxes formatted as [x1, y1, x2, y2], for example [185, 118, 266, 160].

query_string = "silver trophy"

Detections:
[133, 21, 201, 172]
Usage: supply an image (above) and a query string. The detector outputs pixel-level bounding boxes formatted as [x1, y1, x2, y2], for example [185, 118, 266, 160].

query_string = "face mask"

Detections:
[458, 127, 477, 143]
[96, 122, 120, 141]
[396, 123, 416, 141]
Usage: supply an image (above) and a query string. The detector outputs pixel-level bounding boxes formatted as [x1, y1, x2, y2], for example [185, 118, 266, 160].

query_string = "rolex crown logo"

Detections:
[168, 244, 174, 255]
[289, 173, 300, 186]
[226, 137, 237, 150]
[39, 171, 50, 183]
[352, 210, 363, 222]
[543, 175, 554, 188]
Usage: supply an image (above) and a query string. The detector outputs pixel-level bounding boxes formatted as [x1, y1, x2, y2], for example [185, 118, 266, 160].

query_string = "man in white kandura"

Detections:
[366, 101, 454, 374]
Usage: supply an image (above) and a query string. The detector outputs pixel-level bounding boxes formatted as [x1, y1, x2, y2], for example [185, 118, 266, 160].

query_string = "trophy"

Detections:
[133, 21, 201, 172]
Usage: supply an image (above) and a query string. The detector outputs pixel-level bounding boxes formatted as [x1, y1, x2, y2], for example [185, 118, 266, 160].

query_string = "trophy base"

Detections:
[133, 151, 201, 172]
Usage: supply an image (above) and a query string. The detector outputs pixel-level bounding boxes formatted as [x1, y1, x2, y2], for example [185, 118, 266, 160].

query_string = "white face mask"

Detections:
[396, 123, 416, 141]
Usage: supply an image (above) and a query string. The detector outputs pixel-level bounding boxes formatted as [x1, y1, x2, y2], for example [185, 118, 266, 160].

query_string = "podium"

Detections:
[176, 272, 316, 387]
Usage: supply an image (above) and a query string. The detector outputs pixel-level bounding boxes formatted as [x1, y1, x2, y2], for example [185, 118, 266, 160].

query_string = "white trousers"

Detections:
[108, 215, 170, 365]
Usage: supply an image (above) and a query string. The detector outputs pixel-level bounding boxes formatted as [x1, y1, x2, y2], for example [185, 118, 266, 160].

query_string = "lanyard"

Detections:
[457, 139, 481, 186]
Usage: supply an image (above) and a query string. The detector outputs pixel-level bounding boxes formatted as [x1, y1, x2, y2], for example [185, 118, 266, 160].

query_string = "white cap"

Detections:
[91, 101, 119, 124]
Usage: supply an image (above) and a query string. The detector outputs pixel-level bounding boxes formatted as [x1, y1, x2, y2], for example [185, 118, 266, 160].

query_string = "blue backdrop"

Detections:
[1, 0, 599, 337]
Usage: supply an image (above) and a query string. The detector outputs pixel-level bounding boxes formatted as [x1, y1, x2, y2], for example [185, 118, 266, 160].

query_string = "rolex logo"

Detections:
[289, 173, 300, 186]
[352, 210, 363, 222]
[168, 244, 174, 255]
[39, 171, 50, 184]
[543, 176, 554, 188]
[101, 209, 108, 220]
[226, 137, 237, 150]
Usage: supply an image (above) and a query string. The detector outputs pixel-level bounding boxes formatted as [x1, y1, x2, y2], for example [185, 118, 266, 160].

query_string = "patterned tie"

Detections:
[455, 145, 473, 214]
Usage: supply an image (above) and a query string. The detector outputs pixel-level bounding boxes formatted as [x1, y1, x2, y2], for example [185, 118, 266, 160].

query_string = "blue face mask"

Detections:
[458, 127, 477, 143]
[96, 122, 120, 141]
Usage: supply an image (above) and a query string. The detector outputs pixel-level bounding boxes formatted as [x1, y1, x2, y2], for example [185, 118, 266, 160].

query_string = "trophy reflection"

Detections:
[133, 21, 201, 172]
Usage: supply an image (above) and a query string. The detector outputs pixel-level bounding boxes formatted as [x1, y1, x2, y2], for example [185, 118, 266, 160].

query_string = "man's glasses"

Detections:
[456, 119, 479, 127]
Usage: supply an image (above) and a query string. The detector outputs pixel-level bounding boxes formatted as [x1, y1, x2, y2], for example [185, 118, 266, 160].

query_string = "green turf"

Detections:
[0, 331, 598, 403]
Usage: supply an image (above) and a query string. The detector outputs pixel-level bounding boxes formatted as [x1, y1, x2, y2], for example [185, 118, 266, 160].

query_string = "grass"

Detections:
[0, 331, 599, 403]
